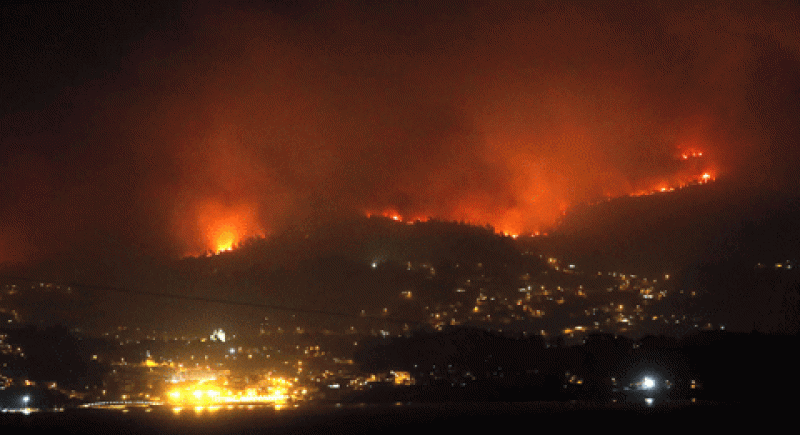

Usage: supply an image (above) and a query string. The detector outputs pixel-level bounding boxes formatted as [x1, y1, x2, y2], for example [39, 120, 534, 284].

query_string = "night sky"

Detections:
[2, 1, 799, 270]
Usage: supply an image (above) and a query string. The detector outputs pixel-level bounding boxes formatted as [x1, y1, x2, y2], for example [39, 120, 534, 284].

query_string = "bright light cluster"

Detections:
[166, 381, 289, 407]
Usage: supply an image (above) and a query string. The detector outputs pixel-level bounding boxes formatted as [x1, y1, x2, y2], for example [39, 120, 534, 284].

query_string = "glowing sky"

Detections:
[2, 1, 798, 263]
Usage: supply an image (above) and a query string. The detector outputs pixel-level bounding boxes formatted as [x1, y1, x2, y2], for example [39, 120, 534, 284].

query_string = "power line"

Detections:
[0, 275, 426, 327]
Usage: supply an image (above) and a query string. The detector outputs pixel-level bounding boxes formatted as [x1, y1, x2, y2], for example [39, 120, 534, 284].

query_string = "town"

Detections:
[3, 217, 794, 413]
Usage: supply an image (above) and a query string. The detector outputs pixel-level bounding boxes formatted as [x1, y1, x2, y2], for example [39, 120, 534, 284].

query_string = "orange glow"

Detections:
[681, 150, 703, 160]
[12, 1, 798, 272]
[677, 140, 707, 160]
[213, 225, 237, 252]
[190, 199, 265, 256]
[364, 147, 717, 236]
[166, 381, 288, 406]
[376, 170, 717, 234]
[365, 209, 429, 225]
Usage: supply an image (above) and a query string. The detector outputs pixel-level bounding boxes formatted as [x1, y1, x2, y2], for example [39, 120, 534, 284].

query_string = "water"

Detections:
[0, 401, 779, 434]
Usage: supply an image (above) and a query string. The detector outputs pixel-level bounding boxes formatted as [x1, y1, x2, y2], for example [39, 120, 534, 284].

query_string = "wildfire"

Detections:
[630, 171, 715, 197]
[681, 150, 703, 160]
[212, 224, 237, 252]
[365, 209, 429, 224]
[626, 145, 717, 197]
[191, 199, 264, 255]
[190, 145, 716, 252]
[365, 208, 551, 239]
[363, 150, 717, 237]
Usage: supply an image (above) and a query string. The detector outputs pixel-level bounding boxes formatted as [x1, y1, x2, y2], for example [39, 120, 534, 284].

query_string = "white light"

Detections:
[642, 377, 655, 389]
[211, 329, 226, 342]
[22, 395, 30, 404]
[645, 397, 654, 406]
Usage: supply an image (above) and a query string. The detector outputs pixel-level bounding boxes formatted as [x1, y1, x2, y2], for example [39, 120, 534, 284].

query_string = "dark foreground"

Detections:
[0, 401, 786, 434]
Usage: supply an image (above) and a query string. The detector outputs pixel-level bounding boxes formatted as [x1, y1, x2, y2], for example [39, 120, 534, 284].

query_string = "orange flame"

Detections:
[365, 209, 429, 224]
[212, 224, 237, 252]
[193, 199, 264, 255]
[363, 149, 718, 236]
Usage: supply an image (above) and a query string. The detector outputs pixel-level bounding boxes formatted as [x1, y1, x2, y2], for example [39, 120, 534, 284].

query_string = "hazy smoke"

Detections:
[2, 1, 798, 264]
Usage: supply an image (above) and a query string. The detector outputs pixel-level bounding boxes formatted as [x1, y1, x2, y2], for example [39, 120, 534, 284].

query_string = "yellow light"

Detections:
[214, 226, 237, 253]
